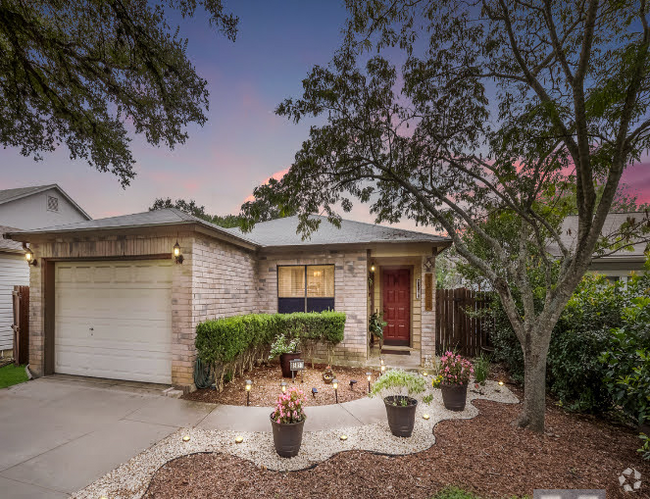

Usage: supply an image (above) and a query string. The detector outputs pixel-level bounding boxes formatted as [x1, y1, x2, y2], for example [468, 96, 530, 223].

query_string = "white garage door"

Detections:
[55, 260, 173, 384]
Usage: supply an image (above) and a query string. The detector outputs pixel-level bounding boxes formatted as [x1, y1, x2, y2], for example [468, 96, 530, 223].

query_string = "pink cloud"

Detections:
[621, 162, 650, 204]
[243, 167, 290, 203]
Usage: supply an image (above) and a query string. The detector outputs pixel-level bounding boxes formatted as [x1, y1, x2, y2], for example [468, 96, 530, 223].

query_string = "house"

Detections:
[0, 185, 91, 358]
[5, 209, 451, 390]
[550, 212, 649, 282]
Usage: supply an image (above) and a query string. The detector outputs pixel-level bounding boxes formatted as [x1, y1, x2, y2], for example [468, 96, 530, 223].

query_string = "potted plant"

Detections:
[370, 369, 427, 437]
[269, 334, 301, 378]
[270, 386, 307, 457]
[369, 311, 387, 348]
[438, 351, 474, 411]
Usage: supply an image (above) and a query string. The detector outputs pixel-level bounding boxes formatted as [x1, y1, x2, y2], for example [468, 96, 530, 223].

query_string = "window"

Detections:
[46, 195, 59, 212]
[278, 265, 334, 313]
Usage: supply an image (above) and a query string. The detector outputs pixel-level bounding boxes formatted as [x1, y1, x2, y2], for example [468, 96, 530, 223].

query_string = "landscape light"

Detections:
[340, 435, 348, 441]
[380, 364, 386, 374]
[312, 387, 318, 398]
[349, 379, 357, 390]
[498, 381, 504, 386]
[332, 378, 339, 403]
[182, 435, 190, 442]
[422, 369, 428, 377]
[245, 380, 252, 406]
[422, 414, 430, 420]
[235, 436, 244, 444]
[280, 381, 288, 393]
[366, 372, 372, 393]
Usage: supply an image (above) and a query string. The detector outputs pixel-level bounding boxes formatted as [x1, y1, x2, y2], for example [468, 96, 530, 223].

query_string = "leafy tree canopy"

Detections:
[0, 0, 238, 186]
[242, 0, 650, 432]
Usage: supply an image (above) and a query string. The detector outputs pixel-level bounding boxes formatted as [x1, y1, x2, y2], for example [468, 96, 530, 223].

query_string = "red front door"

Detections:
[382, 268, 411, 346]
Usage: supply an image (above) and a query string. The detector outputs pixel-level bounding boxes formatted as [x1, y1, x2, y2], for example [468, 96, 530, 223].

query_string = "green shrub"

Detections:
[489, 273, 637, 412]
[473, 353, 491, 384]
[195, 311, 346, 364]
[601, 295, 650, 426]
[639, 433, 650, 461]
[370, 369, 427, 402]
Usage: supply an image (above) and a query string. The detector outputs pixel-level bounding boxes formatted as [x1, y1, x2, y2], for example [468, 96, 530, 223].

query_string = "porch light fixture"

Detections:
[24, 246, 37, 266]
[235, 435, 244, 444]
[332, 378, 339, 403]
[245, 379, 252, 406]
[173, 240, 184, 264]
[280, 381, 288, 394]
[370, 263, 376, 272]
[366, 372, 372, 393]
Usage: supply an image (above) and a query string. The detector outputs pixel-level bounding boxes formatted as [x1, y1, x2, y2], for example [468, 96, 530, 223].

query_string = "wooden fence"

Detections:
[12, 286, 29, 365]
[435, 288, 492, 357]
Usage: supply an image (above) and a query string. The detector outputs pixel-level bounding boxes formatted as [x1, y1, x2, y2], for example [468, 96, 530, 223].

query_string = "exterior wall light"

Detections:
[245, 379, 252, 406]
[370, 263, 376, 272]
[24, 246, 37, 266]
[173, 240, 184, 264]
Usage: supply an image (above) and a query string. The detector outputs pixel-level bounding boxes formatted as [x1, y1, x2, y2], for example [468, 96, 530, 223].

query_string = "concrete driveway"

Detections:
[0, 375, 215, 498]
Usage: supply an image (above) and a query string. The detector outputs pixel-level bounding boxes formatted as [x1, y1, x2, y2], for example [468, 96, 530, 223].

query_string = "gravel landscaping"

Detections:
[147, 389, 650, 499]
[184, 363, 380, 407]
[73, 381, 517, 499]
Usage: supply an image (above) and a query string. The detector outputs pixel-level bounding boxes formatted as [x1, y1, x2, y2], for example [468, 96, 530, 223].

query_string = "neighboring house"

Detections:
[0, 185, 91, 358]
[5, 209, 451, 390]
[550, 212, 649, 283]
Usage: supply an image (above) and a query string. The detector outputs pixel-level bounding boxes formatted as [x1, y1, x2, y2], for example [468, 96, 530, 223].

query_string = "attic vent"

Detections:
[46, 195, 59, 212]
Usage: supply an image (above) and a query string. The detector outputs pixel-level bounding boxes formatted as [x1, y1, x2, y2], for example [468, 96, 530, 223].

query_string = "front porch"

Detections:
[366, 246, 441, 368]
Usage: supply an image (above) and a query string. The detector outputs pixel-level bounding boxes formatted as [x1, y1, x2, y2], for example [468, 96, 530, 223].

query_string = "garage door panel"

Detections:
[55, 260, 173, 384]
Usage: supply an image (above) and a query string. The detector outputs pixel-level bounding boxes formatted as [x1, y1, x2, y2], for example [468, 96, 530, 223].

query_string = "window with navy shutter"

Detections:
[278, 265, 334, 313]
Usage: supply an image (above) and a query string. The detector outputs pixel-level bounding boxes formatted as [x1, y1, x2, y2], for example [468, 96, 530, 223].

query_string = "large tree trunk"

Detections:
[517, 327, 552, 433]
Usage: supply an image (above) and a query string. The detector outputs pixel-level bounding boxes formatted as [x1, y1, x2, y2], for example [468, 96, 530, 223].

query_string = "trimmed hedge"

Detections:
[196, 311, 346, 364]
[194, 312, 347, 389]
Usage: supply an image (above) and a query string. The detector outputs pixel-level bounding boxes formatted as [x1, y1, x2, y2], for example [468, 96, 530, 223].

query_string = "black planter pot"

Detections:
[383, 395, 418, 437]
[441, 383, 468, 411]
[279, 352, 302, 378]
[270, 414, 306, 458]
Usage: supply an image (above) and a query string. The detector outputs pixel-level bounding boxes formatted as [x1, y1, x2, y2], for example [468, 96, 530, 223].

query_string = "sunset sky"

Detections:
[0, 1, 648, 226]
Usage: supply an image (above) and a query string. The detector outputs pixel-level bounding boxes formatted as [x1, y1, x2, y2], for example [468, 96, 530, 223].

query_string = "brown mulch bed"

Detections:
[146, 391, 649, 499]
[183, 363, 379, 407]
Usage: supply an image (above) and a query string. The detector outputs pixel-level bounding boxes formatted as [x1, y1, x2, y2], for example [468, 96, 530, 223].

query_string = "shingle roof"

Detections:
[5, 210, 450, 249]
[548, 212, 649, 260]
[0, 184, 91, 220]
[4, 208, 259, 247]
[225, 215, 451, 247]
[0, 225, 24, 253]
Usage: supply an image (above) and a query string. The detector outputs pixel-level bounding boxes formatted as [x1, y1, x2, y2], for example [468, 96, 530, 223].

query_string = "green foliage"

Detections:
[370, 369, 426, 401]
[0, 1, 238, 186]
[639, 433, 650, 461]
[491, 268, 650, 414]
[430, 488, 484, 499]
[0, 364, 29, 389]
[473, 354, 491, 384]
[195, 311, 346, 364]
[369, 311, 387, 338]
[601, 294, 650, 426]
[268, 334, 300, 360]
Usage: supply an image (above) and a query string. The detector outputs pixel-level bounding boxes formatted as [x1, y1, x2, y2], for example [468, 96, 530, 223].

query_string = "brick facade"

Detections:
[257, 249, 369, 365]
[24, 228, 439, 390]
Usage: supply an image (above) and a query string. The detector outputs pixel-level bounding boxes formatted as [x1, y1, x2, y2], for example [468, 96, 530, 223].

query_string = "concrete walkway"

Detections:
[0, 375, 385, 498]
